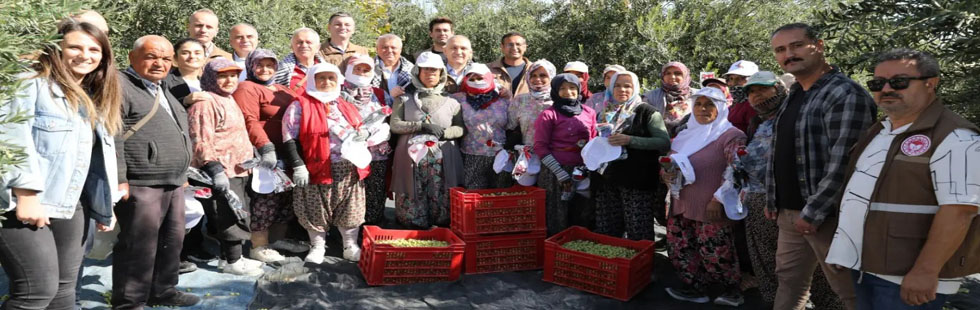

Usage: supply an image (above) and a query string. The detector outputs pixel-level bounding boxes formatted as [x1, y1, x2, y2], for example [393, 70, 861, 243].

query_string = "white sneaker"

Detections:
[343, 246, 361, 262]
[223, 258, 264, 276]
[305, 246, 326, 264]
[250, 246, 286, 263]
[240, 257, 265, 270]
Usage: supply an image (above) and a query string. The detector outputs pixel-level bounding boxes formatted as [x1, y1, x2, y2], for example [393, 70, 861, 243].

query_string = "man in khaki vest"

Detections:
[827, 48, 980, 309]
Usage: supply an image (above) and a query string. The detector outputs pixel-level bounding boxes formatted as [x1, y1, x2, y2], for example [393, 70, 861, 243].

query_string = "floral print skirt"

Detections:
[363, 159, 390, 225]
[667, 214, 741, 292]
[249, 190, 294, 232]
[292, 160, 366, 231]
[394, 155, 449, 228]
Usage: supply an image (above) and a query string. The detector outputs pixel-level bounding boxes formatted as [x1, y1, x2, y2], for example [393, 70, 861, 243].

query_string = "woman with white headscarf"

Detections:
[591, 71, 670, 241]
[661, 87, 747, 306]
[389, 52, 465, 228]
[585, 64, 625, 112]
[282, 63, 370, 264]
[341, 55, 393, 225]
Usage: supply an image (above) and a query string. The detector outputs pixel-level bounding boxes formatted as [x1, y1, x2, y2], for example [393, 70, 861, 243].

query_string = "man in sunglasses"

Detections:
[767, 23, 877, 310]
[826, 48, 980, 309]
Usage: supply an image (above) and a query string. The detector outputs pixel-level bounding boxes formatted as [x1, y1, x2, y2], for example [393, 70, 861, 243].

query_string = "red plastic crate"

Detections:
[543, 226, 655, 301]
[458, 229, 546, 274]
[450, 186, 545, 235]
[358, 226, 466, 286]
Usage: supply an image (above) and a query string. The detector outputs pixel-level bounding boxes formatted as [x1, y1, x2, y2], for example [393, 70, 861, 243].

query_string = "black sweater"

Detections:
[115, 69, 192, 187]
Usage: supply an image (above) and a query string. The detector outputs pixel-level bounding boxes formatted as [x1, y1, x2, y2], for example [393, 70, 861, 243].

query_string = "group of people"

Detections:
[1, 7, 977, 310]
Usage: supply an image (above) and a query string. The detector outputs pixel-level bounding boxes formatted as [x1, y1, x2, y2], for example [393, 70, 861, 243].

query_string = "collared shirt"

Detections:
[826, 119, 980, 294]
[233, 53, 247, 81]
[126, 67, 177, 124]
[765, 66, 877, 226]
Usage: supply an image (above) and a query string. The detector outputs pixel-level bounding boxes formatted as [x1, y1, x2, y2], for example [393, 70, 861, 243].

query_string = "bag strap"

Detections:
[121, 93, 160, 141]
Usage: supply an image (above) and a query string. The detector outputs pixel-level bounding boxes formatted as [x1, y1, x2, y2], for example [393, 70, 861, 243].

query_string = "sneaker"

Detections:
[343, 246, 361, 262]
[178, 261, 197, 274]
[223, 258, 264, 276]
[240, 257, 265, 269]
[147, 292, 201, 307]
[250, 246, 286, 263]
[269, 239, 310, 253]
[665, 286, 709, 304]
[714, 290, 745, 307]
[305, 246, 326, 264]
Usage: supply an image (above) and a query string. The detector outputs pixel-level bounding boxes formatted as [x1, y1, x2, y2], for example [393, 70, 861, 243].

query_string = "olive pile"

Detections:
[376, 239, 450, 247]
[562, 240, 638, 259]
[480, 191, 528, 197]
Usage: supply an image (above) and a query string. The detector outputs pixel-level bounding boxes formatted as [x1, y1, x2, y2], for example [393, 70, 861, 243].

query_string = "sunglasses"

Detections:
[866, 76, 934, 92]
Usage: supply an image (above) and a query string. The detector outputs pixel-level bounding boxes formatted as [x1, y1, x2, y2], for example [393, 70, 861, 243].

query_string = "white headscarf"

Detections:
[344, 54, 375, 87]
[306, 63, 344, 103]
[526, 59, 556, 100]
[669, 87, 734, 184]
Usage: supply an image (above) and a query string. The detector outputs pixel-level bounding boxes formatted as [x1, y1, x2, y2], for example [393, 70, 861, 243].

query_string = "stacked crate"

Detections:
[449, 186, 547, 274]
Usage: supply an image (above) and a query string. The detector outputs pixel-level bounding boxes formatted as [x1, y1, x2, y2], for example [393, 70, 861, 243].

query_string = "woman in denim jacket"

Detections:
[0, 21, 122, 309]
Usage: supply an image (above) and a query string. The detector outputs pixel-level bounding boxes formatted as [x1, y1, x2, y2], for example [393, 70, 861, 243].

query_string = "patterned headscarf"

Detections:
[526, 59, 556, 100]
[246, 48, 278, 86]
[201, 58, 242, 97]
[661, 61, 692, 103]
[342, 54, 377, 106]
[460, 63, 499, 110]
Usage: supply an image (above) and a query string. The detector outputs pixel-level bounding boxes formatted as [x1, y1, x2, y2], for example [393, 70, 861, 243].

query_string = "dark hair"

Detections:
[328, 12, 353, 24]
[500, 32, 525, 45]
[429, 17, 453, 32]
[173, 37, 205, 52]
[875, 48, 940, 78]
[771, 23, 819, 41]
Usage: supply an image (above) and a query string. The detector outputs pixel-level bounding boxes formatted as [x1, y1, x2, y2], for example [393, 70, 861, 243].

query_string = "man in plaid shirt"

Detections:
[765, 23, 877, 310]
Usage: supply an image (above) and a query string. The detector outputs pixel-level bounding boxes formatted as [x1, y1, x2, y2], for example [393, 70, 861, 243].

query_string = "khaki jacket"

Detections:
[488, 57, 531, 97]
[320, 42, 370, 72]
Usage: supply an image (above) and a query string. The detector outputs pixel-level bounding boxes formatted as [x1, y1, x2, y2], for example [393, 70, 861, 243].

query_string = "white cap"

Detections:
[463, 63, 491, 76]
[564, 61, 588, 73]
[691, 87, 728, 105]
[723, 60, 759, 77]
[415, 51, 445, 69]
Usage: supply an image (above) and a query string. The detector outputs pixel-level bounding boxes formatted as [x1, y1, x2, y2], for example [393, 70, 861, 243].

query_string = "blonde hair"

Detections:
[33, 20, 122, 134]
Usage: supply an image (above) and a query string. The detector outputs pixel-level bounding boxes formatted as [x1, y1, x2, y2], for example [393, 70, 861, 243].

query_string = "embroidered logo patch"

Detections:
[901, 134, 931, 156]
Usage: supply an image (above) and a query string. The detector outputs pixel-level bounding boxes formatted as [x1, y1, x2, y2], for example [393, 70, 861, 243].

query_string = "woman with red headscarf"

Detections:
[453, 63, 510, 189]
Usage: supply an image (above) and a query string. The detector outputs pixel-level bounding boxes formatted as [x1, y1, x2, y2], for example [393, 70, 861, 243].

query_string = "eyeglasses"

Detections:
[866, 76, 934, 91]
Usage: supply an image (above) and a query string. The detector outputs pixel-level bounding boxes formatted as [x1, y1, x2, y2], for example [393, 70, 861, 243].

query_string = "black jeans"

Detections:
[0, 206, 85, 310]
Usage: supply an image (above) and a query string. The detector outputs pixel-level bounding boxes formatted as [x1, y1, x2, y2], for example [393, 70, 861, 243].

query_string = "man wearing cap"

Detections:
[826, 48, 980, 309]
[724, 60, 759, 132]
[489, 32, 531, 97]
[767, 23, 875, 310]
[187, 9, 233, 61]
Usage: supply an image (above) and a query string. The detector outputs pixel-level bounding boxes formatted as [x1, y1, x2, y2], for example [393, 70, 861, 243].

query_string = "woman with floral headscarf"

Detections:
[534, 73, 598, 235]
[188, 58, 264, 276]
[592, 71, 670, 241]
[340, 54, 393, 225]
[504, 59, 556, 185]
[389, 52, 465, 228]
[642, 61, 698, 137]
[282, 63, 370, 264]
[232, 48, 306, 263]
[452, 63, 509, 189]
[661, 87, 746, 306]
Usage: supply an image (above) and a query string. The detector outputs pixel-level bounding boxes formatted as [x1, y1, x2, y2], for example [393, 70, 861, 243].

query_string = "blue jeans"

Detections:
[852, 270, 950, 310]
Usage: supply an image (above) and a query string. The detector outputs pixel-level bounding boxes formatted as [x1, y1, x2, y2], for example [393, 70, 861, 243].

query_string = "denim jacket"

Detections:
[0, 76, 120, 225]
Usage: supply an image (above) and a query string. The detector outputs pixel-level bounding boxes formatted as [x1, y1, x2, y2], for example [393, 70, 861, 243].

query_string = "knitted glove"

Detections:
[292, 165, 310, 187]
[541, 154, 570, 182]
[420, 123, 445, 139]
[258, 143, 277, 169]
[203, 161, 231, 193]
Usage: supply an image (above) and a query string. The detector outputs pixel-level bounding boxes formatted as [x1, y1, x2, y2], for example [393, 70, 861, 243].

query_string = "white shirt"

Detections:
[233, 54, 248, 81]
[827, 119, 980, 294]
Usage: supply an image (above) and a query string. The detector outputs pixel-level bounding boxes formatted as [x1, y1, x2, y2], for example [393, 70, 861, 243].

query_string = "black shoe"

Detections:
[178, 261, 197, 274]
[184, 250, 217, 263]
[665, 285, 709, 303]
[147, 292, 201, 307]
